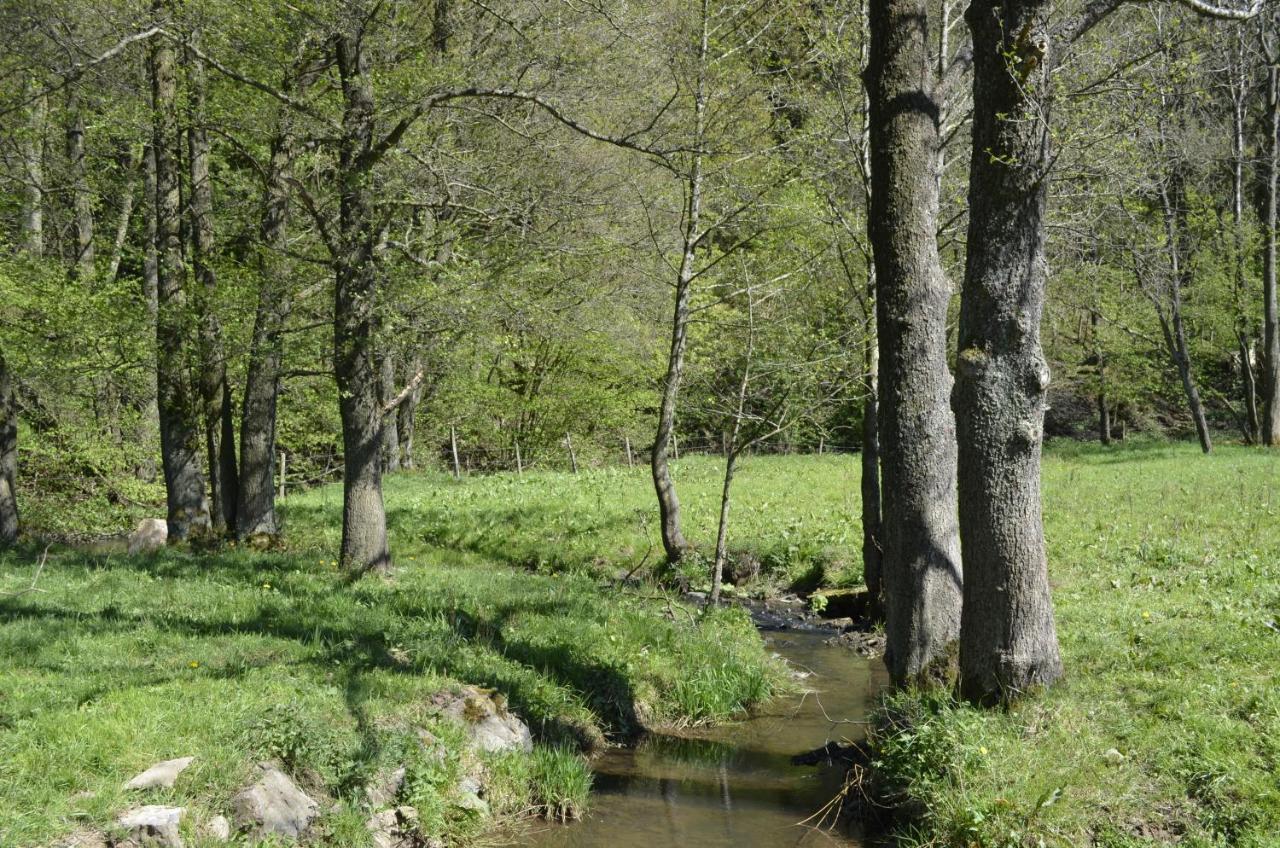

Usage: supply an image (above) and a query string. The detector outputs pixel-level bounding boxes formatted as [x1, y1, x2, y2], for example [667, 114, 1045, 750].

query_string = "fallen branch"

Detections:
[2, 545, 50, 598]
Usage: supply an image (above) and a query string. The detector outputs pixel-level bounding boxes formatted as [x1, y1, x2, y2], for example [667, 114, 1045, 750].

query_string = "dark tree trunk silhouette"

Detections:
[151, 4, 210, 541]
[865, 0, 963, 687]
[0, 352, 17, 545]
[953, 0, 1062, 704]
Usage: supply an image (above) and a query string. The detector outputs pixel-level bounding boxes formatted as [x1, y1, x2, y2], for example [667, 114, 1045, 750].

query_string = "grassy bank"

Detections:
[0, 464, 787, 847]
[869, 441, 1280, 847]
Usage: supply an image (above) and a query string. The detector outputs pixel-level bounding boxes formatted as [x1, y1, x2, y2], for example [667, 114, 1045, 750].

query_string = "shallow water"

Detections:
[520, 631, 886, 848]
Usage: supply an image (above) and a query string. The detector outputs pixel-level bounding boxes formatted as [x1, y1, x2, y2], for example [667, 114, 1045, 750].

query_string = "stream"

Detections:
[520, 630, 886, 847]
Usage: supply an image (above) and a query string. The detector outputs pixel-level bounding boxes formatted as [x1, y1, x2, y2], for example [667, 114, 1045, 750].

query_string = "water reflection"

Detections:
[521, 631, 885, 848]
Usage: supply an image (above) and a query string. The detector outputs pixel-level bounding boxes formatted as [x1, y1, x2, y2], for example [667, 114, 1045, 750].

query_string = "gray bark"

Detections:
[107, 145, 142, 283]
[379, 353, 401, 474]
[865, 0, 963, 688]
[396, 355, 422, 469]
[953, 0, 1063, 704]
[1263, 31, 1280, 445]
[186, 33, 238, 532]
[66, 87, 95, 284]
[20, 88, 46, 257]
[0, 351, 17, 545]
[135, 143, 160, 483]
[237, 126, 294, 540]
[861, 271, 883, 613]
[151, 5, 211, 541]
[334, 29, 390, 573]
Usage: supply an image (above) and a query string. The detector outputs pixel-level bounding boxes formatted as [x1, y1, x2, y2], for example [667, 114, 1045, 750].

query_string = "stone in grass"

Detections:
[453, 775, 490, 816]
[429, 686, 533, 754]
[231, 763, 319, 840]
[204, 816, 231, 841]
[1103, 747, 1127, 765]
[124, 757, 195, 791]
[115, 806, 184, 848]
[365, 765, 406, 809]
[366, 806, 430, 848]
[127, 519, 168, 555]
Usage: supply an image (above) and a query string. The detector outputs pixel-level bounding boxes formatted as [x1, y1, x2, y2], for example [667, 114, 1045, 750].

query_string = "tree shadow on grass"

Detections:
[0, 559, 641, 752]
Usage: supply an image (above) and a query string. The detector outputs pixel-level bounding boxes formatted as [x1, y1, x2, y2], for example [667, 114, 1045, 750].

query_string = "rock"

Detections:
[231, 764, 319, 839]
[366, 765, 406, 809]
[453, 776, 489, 816]
[115, 806, 184, 848]
[684, 591, 708, 604]
[124, 757, 195, 791]
[127, 519, 168, 555]
[366, 806, 419, 848]
[1103, 747, 1127, 765]
[204, 816, 231, 841]
[429, 686, 532, 754]
[725, 551, 761, 586]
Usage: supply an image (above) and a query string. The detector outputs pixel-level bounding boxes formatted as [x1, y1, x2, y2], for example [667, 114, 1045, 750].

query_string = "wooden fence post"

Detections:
[624, 436, 634, 469]
[566, 432, 578, 474]
[450, 425, 461, 479]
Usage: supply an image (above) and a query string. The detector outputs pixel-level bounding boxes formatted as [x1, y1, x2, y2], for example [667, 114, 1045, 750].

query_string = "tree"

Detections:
[865, 0, 963, 686]
[151, 1, 210, 542]
[0, 350, 17, 545]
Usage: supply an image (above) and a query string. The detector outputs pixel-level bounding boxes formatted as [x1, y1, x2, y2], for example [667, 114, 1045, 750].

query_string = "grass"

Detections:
[0, 459, 789, 847]
[868, 439, 1280, 847]
[8, 444, 1279, 846]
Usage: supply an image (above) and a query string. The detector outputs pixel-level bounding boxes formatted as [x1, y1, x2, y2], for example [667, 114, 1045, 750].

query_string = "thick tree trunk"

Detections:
[1264, 57, 1280, 445]
[134, 144, 160, 483]
[865, 0, 963, 688]
[379, 353, 401, 473]
[66, 88, 95, 284]
[237, 128, 294, 540]
[953, 0, 1063, 705]
[334, 31, 389, 574]
[20, 89, 46, 257]
[860, 303, 883, 612]
[0, 352, 18, 545]
[186, 34, 238, 533]
[151, 8, 210, 541]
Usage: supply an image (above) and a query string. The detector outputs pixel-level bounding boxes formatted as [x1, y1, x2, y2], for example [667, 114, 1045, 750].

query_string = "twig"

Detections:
[2, 545, 50, 598]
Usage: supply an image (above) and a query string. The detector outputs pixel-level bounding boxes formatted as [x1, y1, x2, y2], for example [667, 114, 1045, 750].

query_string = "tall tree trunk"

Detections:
[135, 143, 160, 483]
[185, 32, 238, 533]
[237, 126, 294, 540]
[1231, 41, 1260, 444]
[107, 145, 142, 283]
[379, 353, 401, 473]
[953, 0, 1062, 705]
[1093, 310, 1111, 445]
[0, 352, 18, 545]
[66, 88, 95, 284]
[1159, 173, 1213, 454]
[151, 8, 210, 541]
[397, 354, 422, 469]
[334, 30, 389, 573]
[1264, 44, 1280, 445]
[20, 87, 46, 257]
[865, 0, 963, 688]
[651, 0, 709, 566]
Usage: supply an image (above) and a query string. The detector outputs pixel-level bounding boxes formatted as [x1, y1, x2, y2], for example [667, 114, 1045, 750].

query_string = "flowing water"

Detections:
[520, 630, 886, 848]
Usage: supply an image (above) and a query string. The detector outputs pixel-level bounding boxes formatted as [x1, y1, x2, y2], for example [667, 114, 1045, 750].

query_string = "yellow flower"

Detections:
[1141, 611, 1151, 620]
[188, 660, 199, 669]
[979, 746, 988, 755]
[262, 582, 272, 590]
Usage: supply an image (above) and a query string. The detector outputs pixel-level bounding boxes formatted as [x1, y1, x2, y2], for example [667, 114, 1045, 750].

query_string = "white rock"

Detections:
[365, 766, 406, 809]
[1102, 747, 1126, 765]
[124, 757, 194, 791]
[116, 805, 184, 848]
[127, 519, 168, 555]
[231, 764, 318, 839]
[205, 815, 231, 841]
